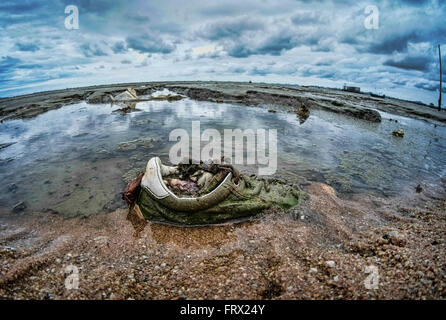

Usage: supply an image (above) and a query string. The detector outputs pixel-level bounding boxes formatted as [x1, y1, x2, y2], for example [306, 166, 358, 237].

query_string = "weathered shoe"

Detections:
[132, 157, 301, 225]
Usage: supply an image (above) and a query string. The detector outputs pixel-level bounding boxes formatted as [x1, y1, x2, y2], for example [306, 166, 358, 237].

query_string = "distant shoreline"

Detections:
[1, 81, 445, 124]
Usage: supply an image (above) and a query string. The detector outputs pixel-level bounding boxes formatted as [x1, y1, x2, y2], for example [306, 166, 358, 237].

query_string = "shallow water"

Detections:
[0, 95, 445, 217]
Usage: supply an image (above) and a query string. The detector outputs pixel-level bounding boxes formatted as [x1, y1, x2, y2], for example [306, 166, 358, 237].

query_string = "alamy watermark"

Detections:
[64, 264, 79, 290]
[169, 121, 277, 176]
[364, 5, 379, 30]
[364, 265, 379, 289]
[64, 5, 79, 30]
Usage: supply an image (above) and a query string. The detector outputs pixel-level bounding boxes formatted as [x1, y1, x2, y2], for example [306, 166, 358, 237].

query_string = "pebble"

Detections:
[12, 201, 26, 212]
[326, 260, 336, 268]
[383, 231, 406, 246]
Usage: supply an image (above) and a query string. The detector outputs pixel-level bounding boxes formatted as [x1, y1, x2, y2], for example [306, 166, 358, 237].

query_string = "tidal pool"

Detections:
[0, 95, 445, 217]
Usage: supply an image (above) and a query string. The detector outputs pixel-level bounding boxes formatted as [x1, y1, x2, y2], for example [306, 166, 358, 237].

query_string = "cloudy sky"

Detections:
[0, 0, 445, 105]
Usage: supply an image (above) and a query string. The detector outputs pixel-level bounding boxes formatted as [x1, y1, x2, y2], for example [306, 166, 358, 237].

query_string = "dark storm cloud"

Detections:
[0, 56, 21, 76]
[228, 45, 252, 58]
[363, 33, 418, 54]
[299, 67, 337, 80]
[198, 16, 263, 40]
[126, 34, 175, 54]
[15, 42, 40, 52]
[415, 82, 445, 93]
[400, 0, 431, 5]
[255, 33, 298, 56]
[0, 1, 46, 14]
[0, 56, 44, 83]
[0, 0, 64, 27]
[291, 11, 323, 25]
[249, 67, 271, 76]
[112, 41, 127, 54]
[384, 55, 432, 71]
[227, 31, 299, 58]
[80, 43, 108, 57]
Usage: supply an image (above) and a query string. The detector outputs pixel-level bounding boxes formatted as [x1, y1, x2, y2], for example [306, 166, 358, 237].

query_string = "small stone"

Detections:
[309, 267, 318, 273]
[415, 184, 423, 193]
[12, 201, 26, 213]
[383, 231, 406, 246]
[325, 260, 336, 268]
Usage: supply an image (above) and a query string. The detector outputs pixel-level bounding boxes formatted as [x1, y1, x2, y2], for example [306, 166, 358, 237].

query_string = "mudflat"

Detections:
[1, 81, 445, 124]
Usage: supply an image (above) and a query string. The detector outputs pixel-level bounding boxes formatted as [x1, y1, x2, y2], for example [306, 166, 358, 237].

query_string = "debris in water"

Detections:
[112, 88, 138, 113]
[392, 129, 405, 138]
[297, 104, 310, 124]
[12, 201, 26, 212]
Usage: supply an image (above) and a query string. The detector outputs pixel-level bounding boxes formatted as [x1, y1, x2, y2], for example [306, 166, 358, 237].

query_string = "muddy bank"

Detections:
[1, 81, 445, 124]
[0, 179, 444, 300]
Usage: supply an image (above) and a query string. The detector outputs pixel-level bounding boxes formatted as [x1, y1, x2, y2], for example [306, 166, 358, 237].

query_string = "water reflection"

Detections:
[0, 96, 444, 217]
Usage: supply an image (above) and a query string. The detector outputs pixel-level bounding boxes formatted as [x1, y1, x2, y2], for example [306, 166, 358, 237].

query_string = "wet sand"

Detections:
[1, 180, 444, 300]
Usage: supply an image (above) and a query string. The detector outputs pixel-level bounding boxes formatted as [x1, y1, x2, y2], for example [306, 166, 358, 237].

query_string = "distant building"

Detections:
[343, 85, 361, 93]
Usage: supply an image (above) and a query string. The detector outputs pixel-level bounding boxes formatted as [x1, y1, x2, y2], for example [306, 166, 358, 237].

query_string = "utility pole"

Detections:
[439, 44, 442, 111]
